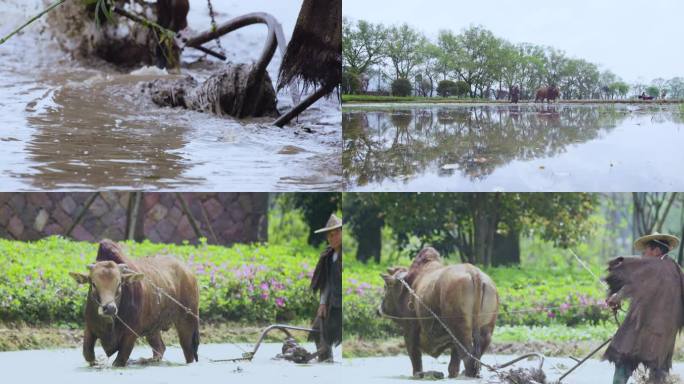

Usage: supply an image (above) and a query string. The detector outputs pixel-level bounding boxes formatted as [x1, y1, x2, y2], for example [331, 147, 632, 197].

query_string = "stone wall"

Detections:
[0, 193, 268, 245]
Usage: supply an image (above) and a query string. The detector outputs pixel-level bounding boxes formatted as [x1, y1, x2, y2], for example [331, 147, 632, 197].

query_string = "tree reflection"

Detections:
[343, 104, 634, 187]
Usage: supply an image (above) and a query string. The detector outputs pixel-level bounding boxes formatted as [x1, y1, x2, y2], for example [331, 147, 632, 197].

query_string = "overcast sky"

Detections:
[343, 0, 683, 83]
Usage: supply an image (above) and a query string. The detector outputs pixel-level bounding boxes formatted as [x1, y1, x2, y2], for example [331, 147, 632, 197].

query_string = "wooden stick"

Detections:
[557, 336, 613, 383]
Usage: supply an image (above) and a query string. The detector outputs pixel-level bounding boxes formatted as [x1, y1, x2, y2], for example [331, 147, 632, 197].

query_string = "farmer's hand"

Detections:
[606, 293, 621, 311]
[317, 304, 327, 319]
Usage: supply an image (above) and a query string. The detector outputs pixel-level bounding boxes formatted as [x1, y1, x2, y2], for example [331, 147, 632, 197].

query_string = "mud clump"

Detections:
[145, 63, 279, 118]
[497, 368, 547, 384]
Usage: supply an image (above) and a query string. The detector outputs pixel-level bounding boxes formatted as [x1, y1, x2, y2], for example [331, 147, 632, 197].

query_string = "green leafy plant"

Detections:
[0, 237, 323, 326]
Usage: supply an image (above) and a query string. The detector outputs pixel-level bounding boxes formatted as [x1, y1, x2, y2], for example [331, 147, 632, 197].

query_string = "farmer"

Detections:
[309, 213, 343, 362]
[604, 232, 684, 384]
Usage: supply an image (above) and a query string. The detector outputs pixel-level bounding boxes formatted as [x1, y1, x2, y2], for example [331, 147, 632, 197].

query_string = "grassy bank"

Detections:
[0, 237, 322, 326]
[342, 94, 684, 105]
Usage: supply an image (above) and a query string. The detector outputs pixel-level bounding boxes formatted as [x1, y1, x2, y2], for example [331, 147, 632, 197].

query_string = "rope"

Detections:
[142, 275, 249, 354]
[568, 249, 608, 289]
[379, 299, 608, 321]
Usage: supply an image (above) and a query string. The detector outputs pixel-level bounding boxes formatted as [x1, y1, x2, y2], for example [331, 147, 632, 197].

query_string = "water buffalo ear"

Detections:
[69, 271, 90, 284]
[380, 273, 394, 284]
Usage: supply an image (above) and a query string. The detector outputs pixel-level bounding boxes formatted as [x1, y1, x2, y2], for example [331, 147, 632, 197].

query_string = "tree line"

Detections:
[343, 193, 684, 267]
[343, 18, 684, 100]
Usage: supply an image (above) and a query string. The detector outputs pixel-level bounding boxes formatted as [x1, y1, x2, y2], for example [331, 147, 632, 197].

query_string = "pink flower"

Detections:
[547, 311, 556, 319]
[261, 292, 269, 300]
[560, 303, 570, 313]
[260, 282, 269, 291]
[275, 297, 285, 307]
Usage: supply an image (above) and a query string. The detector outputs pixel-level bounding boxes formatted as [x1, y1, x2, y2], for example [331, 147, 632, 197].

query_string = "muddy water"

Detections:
[0, 343, 343, 384]
[345, 354, 684, 383]
[0, 0, 341, 191]
[343, 103, 684, 192]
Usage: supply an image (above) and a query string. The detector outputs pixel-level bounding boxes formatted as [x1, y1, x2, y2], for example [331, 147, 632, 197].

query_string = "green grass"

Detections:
[0, 236, 323, 326]
[494, 324, 615, 343]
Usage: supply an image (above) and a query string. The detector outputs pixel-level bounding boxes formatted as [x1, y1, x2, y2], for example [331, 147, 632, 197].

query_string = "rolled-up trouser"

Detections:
[309, 306, 342, 361]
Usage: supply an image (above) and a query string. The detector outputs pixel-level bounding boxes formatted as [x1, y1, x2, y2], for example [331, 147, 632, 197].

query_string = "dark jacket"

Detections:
[310, 246, 342, 308]
[603, 256, 684, 371]
[309, 246, 342, 347]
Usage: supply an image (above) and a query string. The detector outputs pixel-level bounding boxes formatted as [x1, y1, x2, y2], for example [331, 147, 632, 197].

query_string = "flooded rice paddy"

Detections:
[0, 0, 341, 191]
[0, 343, 343, 384]
[343, 103, 684, 191]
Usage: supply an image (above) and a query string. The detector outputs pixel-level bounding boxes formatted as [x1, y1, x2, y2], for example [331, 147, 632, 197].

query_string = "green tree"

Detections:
[384, 24, 425, 80]
[646, 85, 660, 98]
[343, 194, 384, 263]
[345, 193, 598, 266]
[342, 18, 387, 76]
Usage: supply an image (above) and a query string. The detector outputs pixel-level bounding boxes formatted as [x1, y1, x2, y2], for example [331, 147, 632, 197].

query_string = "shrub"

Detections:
[391, 78, 412, 97]
[342, 70, 362, 94]
[436, 80, 458, 97]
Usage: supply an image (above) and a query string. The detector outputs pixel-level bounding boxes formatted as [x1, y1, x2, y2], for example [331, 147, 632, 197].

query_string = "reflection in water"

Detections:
[343, 104, 684, 191]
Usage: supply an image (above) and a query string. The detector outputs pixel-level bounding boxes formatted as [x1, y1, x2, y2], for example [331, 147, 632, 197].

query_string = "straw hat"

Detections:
[314, 214, 342, 234]
[634, 232, 680, 251]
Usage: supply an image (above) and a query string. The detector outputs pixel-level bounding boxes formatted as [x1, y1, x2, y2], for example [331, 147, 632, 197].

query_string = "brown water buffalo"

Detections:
[535, 85, 560, 102]
[380, 247, 499, 378]
[69, 239, 199, 367]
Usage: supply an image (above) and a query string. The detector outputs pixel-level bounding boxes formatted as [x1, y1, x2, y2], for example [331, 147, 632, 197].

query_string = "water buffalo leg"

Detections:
[146, 331, 166, 361]
[113, 333, 137, 367]
[458, 331, 479, 377]
[176, 315, 200, 363]
[405, 328, 422, 376]
[83, 329, 97, 365]
[448, 348, 461, 378]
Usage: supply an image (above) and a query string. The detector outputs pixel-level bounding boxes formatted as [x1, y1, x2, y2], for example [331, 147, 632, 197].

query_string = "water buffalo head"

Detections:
[379, 266, 409, 318]
[70, 261, 144, 318]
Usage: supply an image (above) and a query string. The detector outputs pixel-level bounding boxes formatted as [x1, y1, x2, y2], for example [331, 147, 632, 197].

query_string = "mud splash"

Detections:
[0, 0, 341, 191]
